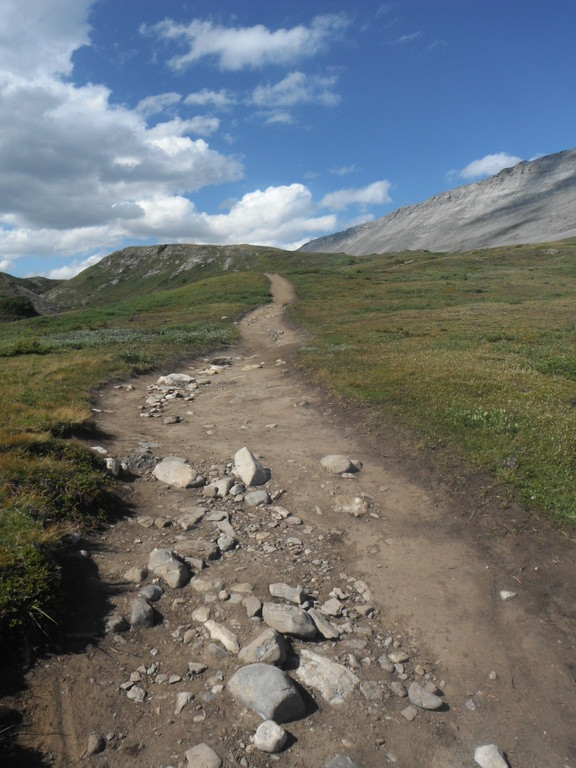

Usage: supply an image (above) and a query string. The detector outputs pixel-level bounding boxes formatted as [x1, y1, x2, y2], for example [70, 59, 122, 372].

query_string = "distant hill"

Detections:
[300, 148, 576, 255]
[0, 272, 62, 319]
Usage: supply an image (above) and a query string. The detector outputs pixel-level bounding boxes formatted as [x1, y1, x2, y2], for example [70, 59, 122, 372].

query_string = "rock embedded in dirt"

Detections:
[85, 732, 106, 756]
[295, 649, 360, 705]
[147, 548, 189, 588]
[474, 744, 509, 768]
[325, 755, 360, 768]
[177, 507, 207, 530]
[175, 691, 194, 715]
[401, 705, 419, 722]
[185, 742, 222, 768]
[153, 458, 203, 489]
[238, 628, 288, 665]
[234, 446, 269, 486]
[228, 663, 306, 723]
[262, 602, 317, 639]
[130, 597, 155, 628]
[253, 720, 288, 753]
[320, 455, 359, 475]
[408, 681, 443, 710]
[499, 590, 517, 601]
[333, 495, 369, 517]
[124, 566, 147, 583]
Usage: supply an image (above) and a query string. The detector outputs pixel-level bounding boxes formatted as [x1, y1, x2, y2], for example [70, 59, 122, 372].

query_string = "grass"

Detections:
[0, 271, 270, 648]
[284, 242, 576, 525]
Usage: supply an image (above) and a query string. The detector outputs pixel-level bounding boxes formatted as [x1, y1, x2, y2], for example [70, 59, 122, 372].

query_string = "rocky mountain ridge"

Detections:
[300, 148, 576, 255]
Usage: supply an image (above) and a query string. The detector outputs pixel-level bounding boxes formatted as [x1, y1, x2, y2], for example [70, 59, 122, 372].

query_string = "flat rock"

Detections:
[262, 602, 317, 639]
[204, 619, 239, 653]
[269, 583, 306, 604]
[185, 743, 222, 768]
[228, 663, 306, 723]
[474, 744, 509, 768]
[408, 681, 443, 710]
[245, 489, 271, 506]
[153, 458, 203, 489]
[147, 548, 189, 588]
[308, 607, 340, 640]
[234, 447, 269, 487]
[295, 649, 359, 704]
[177, 508, 207, 530]
[253, 720, 288, 753]
[238, 628, 288, 666]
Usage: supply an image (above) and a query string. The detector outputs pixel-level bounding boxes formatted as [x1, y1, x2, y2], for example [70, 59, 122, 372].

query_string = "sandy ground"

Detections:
[3, 274, 576, 768]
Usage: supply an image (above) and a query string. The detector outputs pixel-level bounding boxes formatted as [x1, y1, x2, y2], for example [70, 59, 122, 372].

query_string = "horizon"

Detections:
[1, 1, 575, 279]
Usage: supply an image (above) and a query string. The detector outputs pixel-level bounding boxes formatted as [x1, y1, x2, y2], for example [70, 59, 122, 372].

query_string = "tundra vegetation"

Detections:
[0, 241, 575, 649]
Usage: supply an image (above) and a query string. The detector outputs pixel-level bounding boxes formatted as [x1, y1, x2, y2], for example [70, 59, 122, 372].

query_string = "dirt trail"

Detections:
[5, 274, 576, 768]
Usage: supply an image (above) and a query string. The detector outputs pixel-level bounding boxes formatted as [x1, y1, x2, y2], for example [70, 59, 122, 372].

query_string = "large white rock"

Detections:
[234, 447, 269, 486]
[295, 649, 359, 704]
[153, 458, 203, 489]
[147, 548, 189, 588]
[474, 744, 509, 768]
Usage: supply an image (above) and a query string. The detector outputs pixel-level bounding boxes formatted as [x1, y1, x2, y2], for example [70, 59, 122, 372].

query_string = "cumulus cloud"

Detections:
[321, 180, 392, 210]
[252, 71, 340, 108]
[458, 152, 523, 180]
[145, 14, 350, 71]
[136, 92, 182, 117]
[184, 88, 235, 108]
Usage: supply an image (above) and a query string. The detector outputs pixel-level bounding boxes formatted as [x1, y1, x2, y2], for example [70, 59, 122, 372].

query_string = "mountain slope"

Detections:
[300, 148, 576, 255]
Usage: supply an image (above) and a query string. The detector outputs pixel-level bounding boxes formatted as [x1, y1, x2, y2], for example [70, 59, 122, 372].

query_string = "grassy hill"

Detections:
[1, 240, 575, 651]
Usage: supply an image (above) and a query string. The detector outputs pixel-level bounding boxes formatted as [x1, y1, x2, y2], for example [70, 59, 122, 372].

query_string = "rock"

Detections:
[153, 458, 203, 489]
[378, 654, 394, 673]
[175, 691, 194, 714]
[320, 455, 358, 475]
[499, 590, 517, 601]
[217, 534, 236, 552]
[105, 457, 121, 477]
[253, 720, 288, 753]
[204, 620, 240, 653]
[388, 650, 409, 664]
[148, 548, 189, 588]
[139, 584, 163, 602]
[325, 756, 360, 768]
[177, 507, 207, 530]
[122, 448, 157, 475]
[389, 681, 407, 698]
[163, 415, 181, 425]
[205, 477, 234, 498]
[157, 373, 194, 387]
[262, 602, 317, 639]
[191, 577, 225, 594]
[126, 686, 146, 702]
[228, 663, 306, 723]
[401, 705, 418, 722]
[408, 681, 443, 710]
[130, 598, 155, 628]
[238, 628, 288, 665]
[295, 649, 359, 704]
[269, 583, 306, 604]
[234, 447, 269, 487]
[124, 566, 147, 583]
[185, 743, 222, 768]
[474, 744, 509, 768]
[360, 680, 383, 701]
[244, 595, 263, 618]
[105, 613, 129, 633]
[333, 495, 369, 517]
[320, 597, 344, 617]
[308, 608, 340, 640]
[245, 489, 271, 506]
[177, 539, 219, 561]
[85, 732, 106, 756]
[188, 662, 207, 676]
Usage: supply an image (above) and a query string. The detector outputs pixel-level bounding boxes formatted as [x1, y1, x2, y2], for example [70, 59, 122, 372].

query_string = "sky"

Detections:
[1, 1, 575, 279]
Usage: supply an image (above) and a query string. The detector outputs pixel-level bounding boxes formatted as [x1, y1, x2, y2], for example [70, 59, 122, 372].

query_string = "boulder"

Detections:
[234, 447, 269, 487]
[228, 663, 306, 723]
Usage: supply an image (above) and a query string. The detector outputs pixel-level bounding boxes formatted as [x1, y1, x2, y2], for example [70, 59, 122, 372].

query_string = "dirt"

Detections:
[3, 274, 576, 768]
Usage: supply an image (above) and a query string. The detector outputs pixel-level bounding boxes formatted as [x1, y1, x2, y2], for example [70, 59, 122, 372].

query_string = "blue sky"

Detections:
[1, 0, 575, 278]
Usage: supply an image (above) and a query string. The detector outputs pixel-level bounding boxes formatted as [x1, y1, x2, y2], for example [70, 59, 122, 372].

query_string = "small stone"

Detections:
[320, 598, 344, 617]
[320, 455, 356, 475]
[105, 614, 129, 633]
[388, 650, 409, 664]
[295, 649, 359, 704]
[126, 686, 146, 702]
[401, 705, 418, 722]
[474, 744, 509, 768]
[188, 662, 207, 676]
[185, 743, 222, 768]
[325, 756, 359, 768]
[378, 654, 394, 673]
[253, 720, 288, 753]
[308, 608, 340, 640]
[175, 691, 194, 715]
[499, 590, 517, 602]
[244, 595, 263, 618]
[86, 732, 106, 756]
[245, 490, 271, 507]
[389, 681, 407, 698]
[269, 583, 306, 604]
[204, 620, 240, 653]
[408, 681, 443, 710]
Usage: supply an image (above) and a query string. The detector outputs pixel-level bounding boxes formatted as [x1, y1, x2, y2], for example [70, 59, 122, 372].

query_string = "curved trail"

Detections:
[10, 274, 576, 768]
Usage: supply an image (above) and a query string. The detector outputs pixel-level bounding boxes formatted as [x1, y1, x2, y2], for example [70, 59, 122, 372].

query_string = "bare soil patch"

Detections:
[3, 274, 575, 768]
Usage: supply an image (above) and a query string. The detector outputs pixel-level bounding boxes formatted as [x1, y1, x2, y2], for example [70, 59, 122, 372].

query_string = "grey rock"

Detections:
[295, 649, 359, 704]
[244, 594, 263, 618]
[262, 602, 317, 639]
[234, 447, 269, 487]
[217, 533, 236, 552]
[130, 598, 155, 628]
[333, 495, 369, 517]
[360, 680, 383, 701]
[204, 620, 239, 653]
[139, 584, 163, 602]
[86, 732, 106, 756]
[175, 691, 194, 715]
[124, 566, 147, 583]
[308, 608, 340, 639]
[401, 705, 418, 722]
[126, 685, 146, 702]
[325, 756, 360, 768]
[105, 613, 129, 633]
[228, 663, 306, 723]
[320, 455, 355, 474]
[105, 457, 121, 477]
[269, 583, 306, 604]
[148, 548, 189, 588]
[153, 458, 204, 489]
[245, 489, 271, 506]
[253, 720, 288, 753]
[185, 743, 222, 768]
[474, 744, 509, 768]
[378, 653, 394, 673]
[320, 597, 344, 617]
[408, 681, 443, 710]
[122, 448, 157, 475]
[177, 507, 207, 530]
[157, 373, 194, 387]
[389, 681, 407, 698]
[238, 628, 288, 666]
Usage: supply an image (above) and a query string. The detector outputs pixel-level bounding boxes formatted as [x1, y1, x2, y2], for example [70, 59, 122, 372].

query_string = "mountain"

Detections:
[300, 148, 576, 256]
[0, 272, 62, 319]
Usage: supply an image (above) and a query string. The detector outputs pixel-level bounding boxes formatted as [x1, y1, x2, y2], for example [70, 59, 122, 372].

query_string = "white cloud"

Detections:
[459, 152, 523, 180]
[136, 92, 182, 117]
[145, 14, 350, 71]
[395, 31, 422, 44]
[330, 165, 359, 176]
[321, 180, 392, 210]
[184, 88, 235, 108]
[45, 254, 104, 280]
[252, 71, 340, 108]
